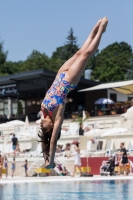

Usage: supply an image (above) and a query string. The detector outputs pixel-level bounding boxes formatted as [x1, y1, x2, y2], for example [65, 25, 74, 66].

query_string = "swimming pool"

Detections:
[0, 180, 133, 200]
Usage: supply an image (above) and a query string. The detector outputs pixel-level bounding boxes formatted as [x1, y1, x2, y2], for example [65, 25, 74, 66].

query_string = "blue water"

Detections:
[0, 180, 133, 200]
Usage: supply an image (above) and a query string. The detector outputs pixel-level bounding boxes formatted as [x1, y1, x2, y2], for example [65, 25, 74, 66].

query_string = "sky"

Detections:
[0, 0, 133, 62]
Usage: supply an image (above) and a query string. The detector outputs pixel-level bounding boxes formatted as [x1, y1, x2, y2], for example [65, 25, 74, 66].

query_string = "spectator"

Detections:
[63, 143, 71, 157]
[11, 134, 18, 156]
[12, 158, 16, 177]
[56, 145, 63, 153]
[68, 140, 82, 177]
[22, 160, 28, 177]
[0, 151, 4, 179]
[57, 164, 68, 176]
[4, 156, 8, 178]
[64, 143, 71, 151]
[116, 142, 128, 175]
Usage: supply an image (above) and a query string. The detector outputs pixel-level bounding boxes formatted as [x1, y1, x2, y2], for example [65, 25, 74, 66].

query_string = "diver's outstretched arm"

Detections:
[44, 104, 65, 168]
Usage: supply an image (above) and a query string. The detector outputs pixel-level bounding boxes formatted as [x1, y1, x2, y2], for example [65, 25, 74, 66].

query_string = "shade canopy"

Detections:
[78, 80, 133, 94]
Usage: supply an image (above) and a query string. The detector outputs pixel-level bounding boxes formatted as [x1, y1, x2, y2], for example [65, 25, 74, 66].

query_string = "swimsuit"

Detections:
[24, 164, 28, 170]
[12, 163, 15, 170]
[4, 162, 8, 168]
[41, 72, 76, 115]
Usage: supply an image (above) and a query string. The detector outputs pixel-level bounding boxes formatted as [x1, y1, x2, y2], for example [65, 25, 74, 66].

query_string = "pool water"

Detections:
[0, 180, 133, 200]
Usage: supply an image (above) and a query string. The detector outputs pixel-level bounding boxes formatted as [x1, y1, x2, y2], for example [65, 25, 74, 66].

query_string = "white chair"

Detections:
[68, 122, 79, 135]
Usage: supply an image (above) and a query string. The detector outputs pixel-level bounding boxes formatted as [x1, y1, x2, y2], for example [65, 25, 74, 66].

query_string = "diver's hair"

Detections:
[38, 128, 53, 155]
[38, 128, 61, 155]
[121, 142, 125, 146]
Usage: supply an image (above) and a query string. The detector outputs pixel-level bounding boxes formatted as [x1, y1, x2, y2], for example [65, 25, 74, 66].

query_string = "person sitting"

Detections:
[56, 145, 63, 153]
[57, 164, 68, 176]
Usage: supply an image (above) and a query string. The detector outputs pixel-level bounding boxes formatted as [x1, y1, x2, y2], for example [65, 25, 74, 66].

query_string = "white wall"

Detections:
[107, 89, 133, 102]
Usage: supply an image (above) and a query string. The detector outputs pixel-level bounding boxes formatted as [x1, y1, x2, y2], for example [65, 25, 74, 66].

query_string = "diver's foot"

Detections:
[100, 17, 108, 33]
[93, 18, 102, 34]
[44, 163, 56, 169]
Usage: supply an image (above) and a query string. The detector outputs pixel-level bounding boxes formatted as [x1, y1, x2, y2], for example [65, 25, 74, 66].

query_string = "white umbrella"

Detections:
[24, 116, 30, 129]
[101, 128, 128, 137]
[95, 98, 114, 105]
[7, 120, 25, 126]
[82, 110, 86, 121]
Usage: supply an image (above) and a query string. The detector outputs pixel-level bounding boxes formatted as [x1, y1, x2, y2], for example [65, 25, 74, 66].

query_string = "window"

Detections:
[110, 93, 117, 102]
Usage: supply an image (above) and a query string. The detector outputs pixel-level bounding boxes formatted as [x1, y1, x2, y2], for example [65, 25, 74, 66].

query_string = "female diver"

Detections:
[39, 17, 108, 169]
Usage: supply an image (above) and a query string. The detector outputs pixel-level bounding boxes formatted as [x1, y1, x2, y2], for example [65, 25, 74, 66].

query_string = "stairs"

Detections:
[21, 155, 74, 177]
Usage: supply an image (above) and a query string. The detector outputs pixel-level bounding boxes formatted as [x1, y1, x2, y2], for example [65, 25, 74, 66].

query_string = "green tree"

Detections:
[1, 61, 23, 75]
[91, 42, 133, 82]
[126, 58, 133, 79]
[22, 50, 50, 72]
[64, 28, 79, 59]
[92, 61, 125, 82]
[50, 28, 79, 71]
[0, 39, 8, 75]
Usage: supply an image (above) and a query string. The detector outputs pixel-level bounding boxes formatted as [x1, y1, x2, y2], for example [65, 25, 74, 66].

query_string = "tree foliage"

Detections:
[126, 58, 133, 80]
[0, 39, 8, 75]
[22, 50, 50, 72]
[0, 33, 133, 83]
[90, 42, 133, 82]
[50, 28, 79, 71]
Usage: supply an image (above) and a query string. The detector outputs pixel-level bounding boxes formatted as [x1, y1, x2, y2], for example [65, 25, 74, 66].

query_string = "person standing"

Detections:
[68, 140, 82, 177]
[12, 158, 16, 177]
[22, 160, 28, 177]
[0, 151, 4, 179]
[4, 156, 8, 178]
[117, 142, 128, 175]
[11, 134, 18, 156]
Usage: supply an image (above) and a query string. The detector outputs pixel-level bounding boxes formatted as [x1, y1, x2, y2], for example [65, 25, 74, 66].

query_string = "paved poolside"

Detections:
[0, 175, 133, 184]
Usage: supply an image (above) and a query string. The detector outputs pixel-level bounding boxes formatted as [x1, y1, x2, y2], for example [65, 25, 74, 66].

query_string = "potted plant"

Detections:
[111, 110, 117, 115]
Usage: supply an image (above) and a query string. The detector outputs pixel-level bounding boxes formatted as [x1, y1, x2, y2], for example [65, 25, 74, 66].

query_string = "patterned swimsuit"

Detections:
[41, 72, 76, 115]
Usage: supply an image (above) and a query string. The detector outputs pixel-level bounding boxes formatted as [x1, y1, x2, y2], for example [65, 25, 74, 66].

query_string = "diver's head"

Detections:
[40, 116, 54, 133]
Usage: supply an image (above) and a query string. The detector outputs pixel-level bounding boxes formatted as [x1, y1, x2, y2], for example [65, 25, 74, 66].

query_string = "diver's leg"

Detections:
[57, 19, 102, 74]
[65, 17, 108, 84]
